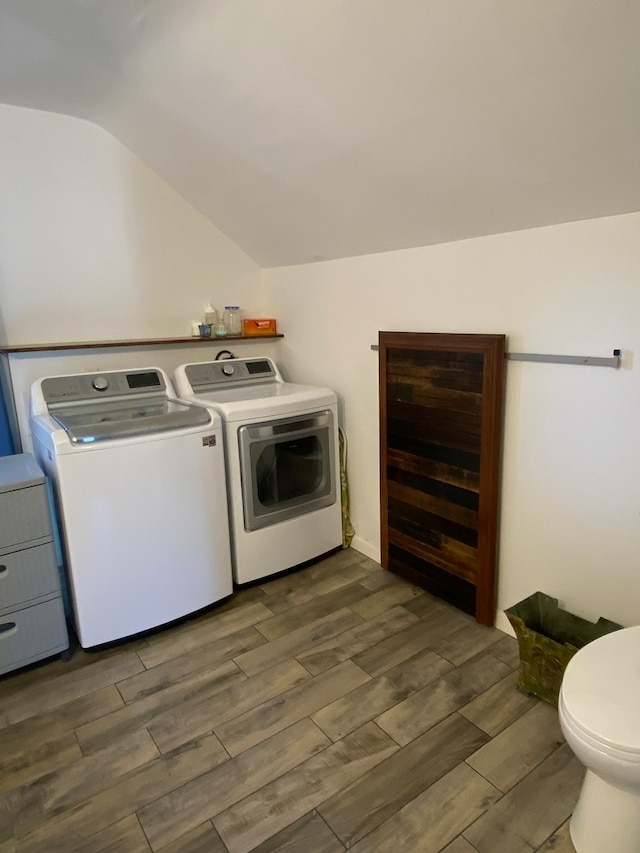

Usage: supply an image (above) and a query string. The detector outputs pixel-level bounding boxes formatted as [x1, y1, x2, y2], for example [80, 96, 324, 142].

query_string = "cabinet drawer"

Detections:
[0, 484, 53, 548]
[0, 597, 68, 675]
[0, 542, 61, 614]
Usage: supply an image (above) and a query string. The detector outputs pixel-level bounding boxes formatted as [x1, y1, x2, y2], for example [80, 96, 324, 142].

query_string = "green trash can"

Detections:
[505, 591, 622, 705]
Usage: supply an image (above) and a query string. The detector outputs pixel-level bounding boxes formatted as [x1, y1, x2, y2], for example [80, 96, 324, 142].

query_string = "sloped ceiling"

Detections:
[1, 0, 639, 266]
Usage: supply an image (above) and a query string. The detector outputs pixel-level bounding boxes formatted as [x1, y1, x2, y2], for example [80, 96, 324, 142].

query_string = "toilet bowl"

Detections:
[558, 625, 640, 853]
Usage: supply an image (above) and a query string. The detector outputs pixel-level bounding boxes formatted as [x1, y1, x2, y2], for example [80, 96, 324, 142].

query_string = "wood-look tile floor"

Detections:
[0, 548, 582, 852]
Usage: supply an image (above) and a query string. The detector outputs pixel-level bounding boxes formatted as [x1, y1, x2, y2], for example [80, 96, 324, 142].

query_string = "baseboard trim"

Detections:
[350, 536, 380, 563]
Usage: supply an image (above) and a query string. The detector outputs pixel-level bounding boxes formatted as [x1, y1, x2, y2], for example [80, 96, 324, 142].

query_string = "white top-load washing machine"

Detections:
[30, 367, 232, 648]
[173, 357, 342, 584]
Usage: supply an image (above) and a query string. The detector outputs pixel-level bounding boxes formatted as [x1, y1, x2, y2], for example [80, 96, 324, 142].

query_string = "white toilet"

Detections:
[558, 625, 640, 853]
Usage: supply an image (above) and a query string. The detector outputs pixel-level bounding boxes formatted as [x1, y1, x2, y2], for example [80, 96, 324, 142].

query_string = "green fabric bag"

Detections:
[338, 426, 355, 549]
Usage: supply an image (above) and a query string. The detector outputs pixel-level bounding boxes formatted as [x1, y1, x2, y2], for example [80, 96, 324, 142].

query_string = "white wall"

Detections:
[0, 104, 268, 450]
[0, 104, 263, 346]
[263, 213, 640, 633]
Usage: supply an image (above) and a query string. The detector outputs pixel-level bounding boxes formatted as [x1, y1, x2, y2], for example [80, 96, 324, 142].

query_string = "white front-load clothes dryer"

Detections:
[30, 367, 232, 648]
[173, 357, 342, 584]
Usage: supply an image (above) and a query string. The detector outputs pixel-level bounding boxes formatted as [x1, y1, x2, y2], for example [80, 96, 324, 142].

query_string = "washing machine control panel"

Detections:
[41, 369, 167, 403]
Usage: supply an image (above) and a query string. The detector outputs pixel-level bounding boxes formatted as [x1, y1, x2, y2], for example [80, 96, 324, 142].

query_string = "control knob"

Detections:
[221, 365, 235, 376]
[92, 376, 109, 392]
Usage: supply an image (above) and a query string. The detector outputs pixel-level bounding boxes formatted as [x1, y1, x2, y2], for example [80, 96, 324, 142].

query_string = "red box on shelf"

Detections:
[243, 318, 278, 336]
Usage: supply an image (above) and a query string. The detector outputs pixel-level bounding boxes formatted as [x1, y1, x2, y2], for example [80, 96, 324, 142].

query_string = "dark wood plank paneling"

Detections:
[387, 450, 480, 493]
[388, 544, 477, 616]
[388, 528, 477, 584]
[380, 332, 505, 625]
[388, 497, 478, 548]
[387, 481, 478, 529]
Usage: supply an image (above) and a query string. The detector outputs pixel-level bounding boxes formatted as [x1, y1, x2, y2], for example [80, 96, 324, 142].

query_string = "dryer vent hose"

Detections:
[338, 426, 355, 549]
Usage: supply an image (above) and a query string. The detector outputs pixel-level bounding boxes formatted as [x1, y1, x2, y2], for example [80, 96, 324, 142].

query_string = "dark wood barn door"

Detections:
[379, 332, 505, 625]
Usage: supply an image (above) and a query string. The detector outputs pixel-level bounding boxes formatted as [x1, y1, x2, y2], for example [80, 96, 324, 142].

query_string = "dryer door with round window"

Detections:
[238, 410, 337, 531]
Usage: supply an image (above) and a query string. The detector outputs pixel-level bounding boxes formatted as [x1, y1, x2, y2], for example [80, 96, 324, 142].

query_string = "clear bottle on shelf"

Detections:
[204, 304, 218, 327]
[223, 306, 243, 336]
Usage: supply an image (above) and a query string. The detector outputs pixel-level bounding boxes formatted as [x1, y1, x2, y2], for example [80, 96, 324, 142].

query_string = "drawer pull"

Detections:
[0, 565, 7, 574]
[0, 621, 17, 636]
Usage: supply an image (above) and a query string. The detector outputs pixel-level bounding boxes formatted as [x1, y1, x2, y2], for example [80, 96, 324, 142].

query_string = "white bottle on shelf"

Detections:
[204, 304, 218, 327]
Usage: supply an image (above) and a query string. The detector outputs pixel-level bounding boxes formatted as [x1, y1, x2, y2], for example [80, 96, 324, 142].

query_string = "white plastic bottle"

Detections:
[204, 303, 218, 327]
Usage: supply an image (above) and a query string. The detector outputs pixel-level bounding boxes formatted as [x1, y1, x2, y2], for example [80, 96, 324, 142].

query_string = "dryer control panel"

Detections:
[184, 358, 278, 393]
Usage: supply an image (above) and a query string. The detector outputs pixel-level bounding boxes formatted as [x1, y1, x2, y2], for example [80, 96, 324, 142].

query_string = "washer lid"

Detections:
[561, 625, 640, 753]
[51, 398, 211, 444]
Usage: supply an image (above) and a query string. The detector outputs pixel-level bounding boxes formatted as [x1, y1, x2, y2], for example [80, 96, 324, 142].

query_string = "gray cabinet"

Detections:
[0, 454, 69, 674]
